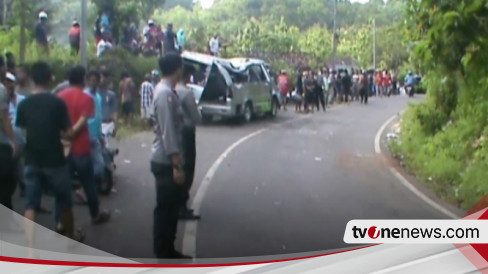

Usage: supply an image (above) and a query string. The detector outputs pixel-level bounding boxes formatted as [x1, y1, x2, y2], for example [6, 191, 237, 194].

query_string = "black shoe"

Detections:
[179, 208, 201, 220]
[92, 210, 111, 225]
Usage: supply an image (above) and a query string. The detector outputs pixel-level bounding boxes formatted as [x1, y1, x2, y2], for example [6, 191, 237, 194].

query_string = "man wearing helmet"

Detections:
[35, 11, 50, 57]
[143, 20, 155, 45]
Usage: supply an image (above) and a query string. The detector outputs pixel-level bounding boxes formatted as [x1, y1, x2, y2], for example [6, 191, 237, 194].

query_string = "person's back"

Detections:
[405, 74, 416, 86]
[35, 22, 48, 46]
[342, 73, 352, 91]
[17, 93, 69, 168]
[164, 26, 176, 52]
[176, 82, 201, 128]
[58, 86, 93, 156]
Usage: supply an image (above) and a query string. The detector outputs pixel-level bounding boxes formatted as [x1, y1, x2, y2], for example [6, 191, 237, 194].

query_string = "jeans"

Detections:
[151, 162, 182, 257]
[0, 144, 15, 210]
[24, 165, 72, 222]
[182, 126, 196, 208]
[69, 154, 100, 219]
[90, 137, 105, 179]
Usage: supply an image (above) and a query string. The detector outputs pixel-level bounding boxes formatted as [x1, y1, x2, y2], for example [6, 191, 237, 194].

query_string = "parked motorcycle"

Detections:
[406, 85, 415, 98]
[98, 122, 119, 195]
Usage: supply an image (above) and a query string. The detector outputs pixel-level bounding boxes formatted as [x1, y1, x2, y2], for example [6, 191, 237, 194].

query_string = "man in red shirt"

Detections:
[69, 21, 81, 56]
[58, 66, 110, 226]
[277, 70, 290, 111]
[383, 70, 393, 97]
[374, 71, 383, 97]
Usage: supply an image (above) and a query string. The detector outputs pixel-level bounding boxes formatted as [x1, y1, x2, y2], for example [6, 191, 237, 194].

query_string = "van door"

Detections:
[248, 65, 268, 114]
[200, 62, 232, 105]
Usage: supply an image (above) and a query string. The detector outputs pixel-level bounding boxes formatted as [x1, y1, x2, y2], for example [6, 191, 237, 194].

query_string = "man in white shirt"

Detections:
[209, 34, 220, 57]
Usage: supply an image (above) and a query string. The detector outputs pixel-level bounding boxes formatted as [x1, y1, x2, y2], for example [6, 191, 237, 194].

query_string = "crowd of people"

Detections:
[276, 67, 420, 113]
[33, 9, 226, 60]
[0, 48, 205, 259]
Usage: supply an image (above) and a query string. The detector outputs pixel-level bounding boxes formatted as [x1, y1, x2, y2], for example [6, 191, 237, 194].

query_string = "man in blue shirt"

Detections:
[404, 72, 417, 97]
[85, 71, 104, 180]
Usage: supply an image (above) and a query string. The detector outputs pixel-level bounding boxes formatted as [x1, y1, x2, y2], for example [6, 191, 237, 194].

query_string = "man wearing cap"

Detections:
[35, 12, 50, 57]
[69, 21, 81, 56]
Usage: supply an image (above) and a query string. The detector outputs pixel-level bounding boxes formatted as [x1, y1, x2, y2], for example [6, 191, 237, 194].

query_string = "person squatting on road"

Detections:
[151, 53, 191, 259]
[175, 64, 202, 220]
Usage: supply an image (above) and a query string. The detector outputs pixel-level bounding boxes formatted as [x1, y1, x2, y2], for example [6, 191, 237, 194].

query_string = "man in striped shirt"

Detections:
[140, 74, 154, 128]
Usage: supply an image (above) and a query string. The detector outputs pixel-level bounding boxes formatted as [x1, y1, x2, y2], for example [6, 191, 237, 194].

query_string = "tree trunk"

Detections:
[2, 0, 7, 25]
[19, 0, 26, 63]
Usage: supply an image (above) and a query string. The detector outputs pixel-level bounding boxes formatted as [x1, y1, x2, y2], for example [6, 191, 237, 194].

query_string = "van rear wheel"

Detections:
[269, 97, 279, 118]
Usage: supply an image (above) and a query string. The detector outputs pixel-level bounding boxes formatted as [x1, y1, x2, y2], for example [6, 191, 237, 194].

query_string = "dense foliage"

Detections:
[392, 0, 488, 210]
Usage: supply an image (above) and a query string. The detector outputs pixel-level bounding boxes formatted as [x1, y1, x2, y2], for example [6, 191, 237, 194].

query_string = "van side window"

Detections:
[249, 66, 261, 83]
[257, 65, 268, 82]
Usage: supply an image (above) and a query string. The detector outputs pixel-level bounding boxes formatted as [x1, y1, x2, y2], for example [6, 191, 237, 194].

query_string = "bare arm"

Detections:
[1, 110, 16, 146]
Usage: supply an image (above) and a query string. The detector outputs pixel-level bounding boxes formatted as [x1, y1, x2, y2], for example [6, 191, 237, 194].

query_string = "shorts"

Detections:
[122, 101, 134, 115]
[24, 165, 72, 211]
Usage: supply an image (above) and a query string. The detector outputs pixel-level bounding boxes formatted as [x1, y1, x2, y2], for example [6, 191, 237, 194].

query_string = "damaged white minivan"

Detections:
[182, 51, 282, 123]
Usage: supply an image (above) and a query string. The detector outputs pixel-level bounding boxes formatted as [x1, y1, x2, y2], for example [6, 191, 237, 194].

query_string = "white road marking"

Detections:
[182, 115, 311, 258]
[375, 114, 461, 219]
[374, 115, 398, 154]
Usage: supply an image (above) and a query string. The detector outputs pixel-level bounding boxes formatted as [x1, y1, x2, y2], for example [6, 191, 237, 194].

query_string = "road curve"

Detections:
[12, 95, 455, 259]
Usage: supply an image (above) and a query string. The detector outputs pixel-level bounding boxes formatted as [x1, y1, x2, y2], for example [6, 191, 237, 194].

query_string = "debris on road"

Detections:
[124, 160, 132, 164]
[315, 157, 322, 162]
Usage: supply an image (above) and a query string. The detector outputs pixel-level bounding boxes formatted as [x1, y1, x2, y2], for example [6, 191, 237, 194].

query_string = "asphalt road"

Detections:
[11, 95, 460, 260]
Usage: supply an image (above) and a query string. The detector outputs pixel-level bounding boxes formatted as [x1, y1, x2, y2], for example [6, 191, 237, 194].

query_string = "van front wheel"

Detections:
[242, 103, 253, 123]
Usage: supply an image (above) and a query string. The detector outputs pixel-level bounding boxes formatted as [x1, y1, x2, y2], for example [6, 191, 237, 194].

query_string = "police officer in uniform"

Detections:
[151, 53, 191, 259]
[175, 64, 202, 220]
